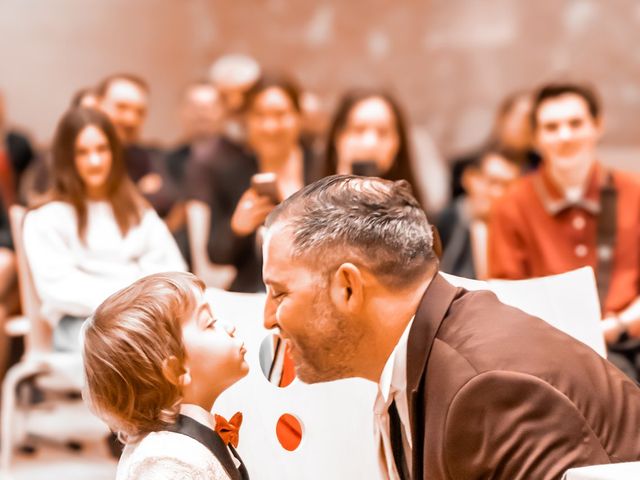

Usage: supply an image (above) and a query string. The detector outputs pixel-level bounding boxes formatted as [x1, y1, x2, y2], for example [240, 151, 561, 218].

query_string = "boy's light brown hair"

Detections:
[82, 272, 205, 443]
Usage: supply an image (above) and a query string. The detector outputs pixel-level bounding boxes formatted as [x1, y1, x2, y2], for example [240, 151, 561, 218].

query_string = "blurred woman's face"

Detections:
[247, 87, 301, 160]
[74, 125, 113, 198]
[336, 96, 400, 175]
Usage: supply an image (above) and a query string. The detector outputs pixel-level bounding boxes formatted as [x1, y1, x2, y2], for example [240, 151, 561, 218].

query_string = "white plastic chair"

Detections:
[0, 205, 105, 473]
[444, 267, 606, 357]
[185, 200, 236, 289]
[563, 461, 640, 479]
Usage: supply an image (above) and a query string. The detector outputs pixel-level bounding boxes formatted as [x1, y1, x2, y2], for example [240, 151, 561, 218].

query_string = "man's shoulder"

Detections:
[429, 288, 589, 376]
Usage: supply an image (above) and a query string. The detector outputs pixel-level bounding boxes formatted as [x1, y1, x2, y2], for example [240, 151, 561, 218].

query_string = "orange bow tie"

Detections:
[214, 412, 243, 448]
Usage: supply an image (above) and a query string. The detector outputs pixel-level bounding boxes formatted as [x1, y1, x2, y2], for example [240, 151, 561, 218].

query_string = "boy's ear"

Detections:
[162, 356, 191, 387]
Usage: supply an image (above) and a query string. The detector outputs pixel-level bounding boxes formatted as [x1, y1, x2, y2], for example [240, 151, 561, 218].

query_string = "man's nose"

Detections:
[558, 124, 572, 141]
[223, 323, 236, 337]
[263, 297, 277, 330]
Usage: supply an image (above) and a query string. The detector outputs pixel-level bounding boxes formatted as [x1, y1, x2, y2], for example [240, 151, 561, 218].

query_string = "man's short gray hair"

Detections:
[266, 175, 437, 287]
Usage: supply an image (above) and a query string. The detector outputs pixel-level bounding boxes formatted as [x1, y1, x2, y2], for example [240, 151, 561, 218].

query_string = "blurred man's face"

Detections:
[100, 79, 148, 145]
[465, 154, 520, 220]
[534, 93, 602, 181]
[182, 84, 225, 140]
[262, 223, 363, 384]
[219, 85, 249, 114]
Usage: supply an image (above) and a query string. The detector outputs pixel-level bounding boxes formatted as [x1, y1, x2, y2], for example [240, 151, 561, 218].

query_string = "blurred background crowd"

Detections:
[3, 0, 640, 476]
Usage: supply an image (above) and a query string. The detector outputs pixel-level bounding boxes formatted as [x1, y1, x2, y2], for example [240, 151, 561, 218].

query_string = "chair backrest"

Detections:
[9, 204, 52, 354]
[563, 461, 640, 479]
[185, 200, 236, 289]
[444, 267, 606, 357]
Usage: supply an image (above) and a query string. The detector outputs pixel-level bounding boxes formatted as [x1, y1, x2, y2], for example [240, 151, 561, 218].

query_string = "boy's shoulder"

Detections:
[117, 430, 231, 480]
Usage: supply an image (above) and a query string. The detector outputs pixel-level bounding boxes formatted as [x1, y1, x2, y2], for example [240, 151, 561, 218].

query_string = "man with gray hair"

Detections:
[262, 175, 640, 480]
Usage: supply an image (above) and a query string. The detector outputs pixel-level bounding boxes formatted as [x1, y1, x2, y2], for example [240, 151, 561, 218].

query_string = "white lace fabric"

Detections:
[117, 430, 232, 480]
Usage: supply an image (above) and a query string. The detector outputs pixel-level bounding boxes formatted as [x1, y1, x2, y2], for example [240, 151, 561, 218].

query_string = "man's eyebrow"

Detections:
[264, 278, 285, 289]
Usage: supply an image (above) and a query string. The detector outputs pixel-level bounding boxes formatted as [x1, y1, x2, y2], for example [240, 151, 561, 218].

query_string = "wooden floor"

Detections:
[0, 399, 117, 480]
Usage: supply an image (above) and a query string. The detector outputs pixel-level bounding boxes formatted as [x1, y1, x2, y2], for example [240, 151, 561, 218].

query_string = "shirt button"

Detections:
[573, 216, 586, 230]
[575, 244, 588, 258]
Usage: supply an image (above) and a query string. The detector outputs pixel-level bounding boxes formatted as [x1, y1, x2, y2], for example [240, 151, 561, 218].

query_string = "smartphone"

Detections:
[251, 173, 280, 204]
[351, 160, 380, 177]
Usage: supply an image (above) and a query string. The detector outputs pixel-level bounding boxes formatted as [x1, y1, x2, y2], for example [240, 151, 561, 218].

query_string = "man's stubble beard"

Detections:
[293, 290, 365, 384]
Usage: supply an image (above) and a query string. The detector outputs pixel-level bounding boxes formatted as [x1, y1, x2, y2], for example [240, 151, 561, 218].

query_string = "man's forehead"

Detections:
[263, 222, 310, 280]
[264, 222, 294, 263]
[537, 94, 591, 121]
[106, 80, 147, 103]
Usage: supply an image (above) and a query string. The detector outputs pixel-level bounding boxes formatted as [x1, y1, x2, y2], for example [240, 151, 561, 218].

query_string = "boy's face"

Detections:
[181, 288, 249, 398]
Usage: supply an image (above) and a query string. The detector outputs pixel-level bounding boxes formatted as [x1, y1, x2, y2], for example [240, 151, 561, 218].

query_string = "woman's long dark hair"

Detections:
[243, 73, 302, 113]
[324, 89, 423, 203]
[46, 107, 146, 241]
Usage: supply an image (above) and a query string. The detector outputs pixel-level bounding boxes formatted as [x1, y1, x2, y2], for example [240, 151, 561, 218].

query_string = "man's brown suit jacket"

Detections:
[406, 274, 640, 479]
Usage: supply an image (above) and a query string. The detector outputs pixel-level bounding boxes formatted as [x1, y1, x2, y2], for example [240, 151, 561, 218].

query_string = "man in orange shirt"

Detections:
[489, 82, 640, 379]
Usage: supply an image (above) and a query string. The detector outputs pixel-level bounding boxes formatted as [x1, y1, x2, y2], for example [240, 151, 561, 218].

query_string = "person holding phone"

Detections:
[186, 74, 320, 293]
[324, 89, 426, 207]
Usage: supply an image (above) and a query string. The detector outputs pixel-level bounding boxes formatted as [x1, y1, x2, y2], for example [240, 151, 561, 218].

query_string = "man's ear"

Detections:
[329, 262, 364, 313]
[162, 355, 191, 387]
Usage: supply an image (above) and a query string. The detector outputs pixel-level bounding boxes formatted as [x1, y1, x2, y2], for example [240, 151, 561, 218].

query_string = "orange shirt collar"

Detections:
[536, 162, 603, 215]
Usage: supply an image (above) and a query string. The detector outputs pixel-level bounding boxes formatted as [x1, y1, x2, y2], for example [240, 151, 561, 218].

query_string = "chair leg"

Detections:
[1, 360, 46, 473]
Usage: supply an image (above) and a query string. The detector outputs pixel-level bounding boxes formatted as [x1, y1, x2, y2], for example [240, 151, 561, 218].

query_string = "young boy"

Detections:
[82, 272, 250, 480]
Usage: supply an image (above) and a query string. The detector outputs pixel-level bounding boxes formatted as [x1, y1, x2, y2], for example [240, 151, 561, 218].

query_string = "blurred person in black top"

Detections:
[186, 74, 321, 292]
[166, 81, 226, 191]
[450, 90, 540, 199]
[96, 74, 183, 244]
[0, 91, 36, 377]
[208, 54, 261, 144]
[165, 81, 227, 265]
[437, 149, 521, 279]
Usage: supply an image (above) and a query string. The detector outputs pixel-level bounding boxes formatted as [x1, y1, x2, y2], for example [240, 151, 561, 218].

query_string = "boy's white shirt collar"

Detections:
[180, 403, 216, 431]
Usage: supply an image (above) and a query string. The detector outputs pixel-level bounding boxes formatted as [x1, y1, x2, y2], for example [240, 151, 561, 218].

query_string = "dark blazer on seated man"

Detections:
[410, 273, 640, 479]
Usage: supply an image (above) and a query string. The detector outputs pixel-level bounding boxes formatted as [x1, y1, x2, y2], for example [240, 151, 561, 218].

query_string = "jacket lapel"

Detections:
[406, 274, 461, 479]
[164, 414, 243, 480]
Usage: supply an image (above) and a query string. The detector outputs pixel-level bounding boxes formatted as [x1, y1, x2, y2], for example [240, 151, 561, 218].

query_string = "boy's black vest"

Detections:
[164, 414, 250, 480]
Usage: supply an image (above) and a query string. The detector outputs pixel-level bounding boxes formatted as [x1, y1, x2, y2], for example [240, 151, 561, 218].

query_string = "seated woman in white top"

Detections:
[82, 272, 250, 480]
[23, 107, 186, 351]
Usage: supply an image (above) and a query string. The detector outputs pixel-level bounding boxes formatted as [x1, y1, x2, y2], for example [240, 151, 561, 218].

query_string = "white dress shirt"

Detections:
[374, 317, 414, 480]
